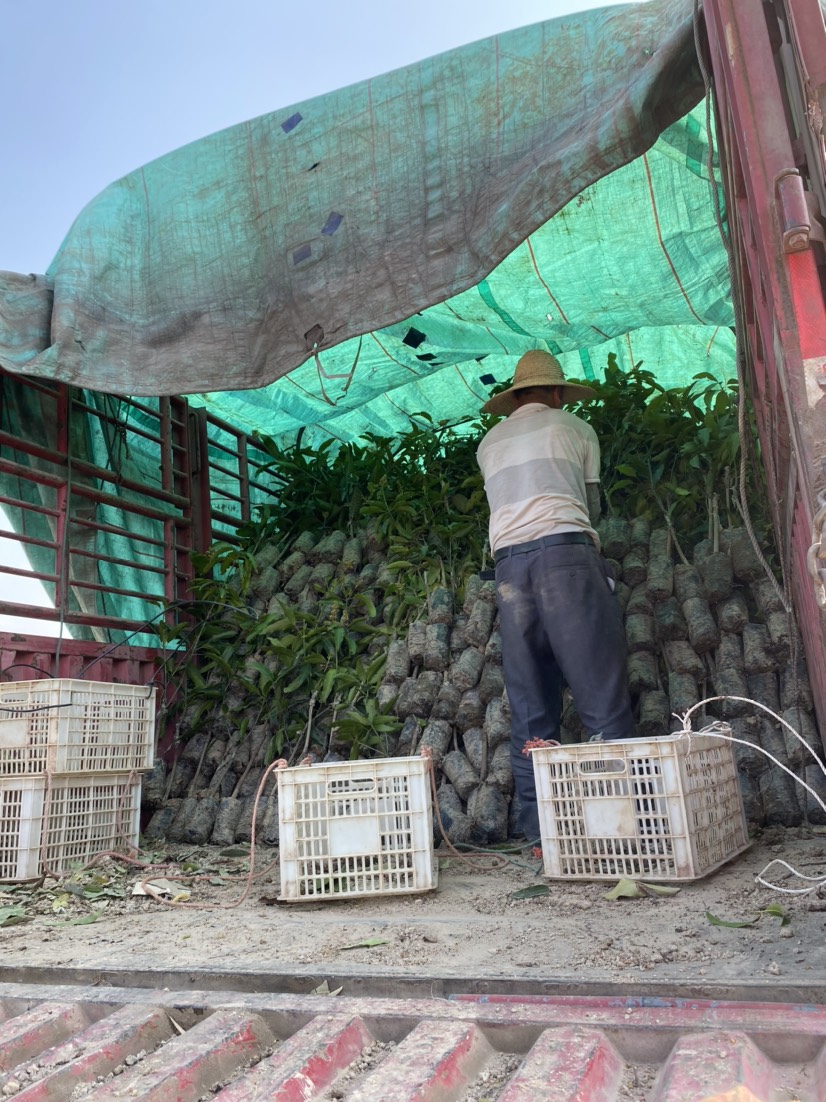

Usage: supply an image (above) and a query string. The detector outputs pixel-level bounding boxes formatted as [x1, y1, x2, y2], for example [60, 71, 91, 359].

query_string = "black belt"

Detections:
[494, 532, 593, 563]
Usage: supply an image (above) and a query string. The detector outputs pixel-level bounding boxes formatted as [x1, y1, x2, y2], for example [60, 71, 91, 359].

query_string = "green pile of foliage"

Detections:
[159, 359, 772, 764]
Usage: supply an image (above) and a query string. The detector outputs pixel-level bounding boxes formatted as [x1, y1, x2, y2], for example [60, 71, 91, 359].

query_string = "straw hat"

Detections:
[481, 350, 596, 416]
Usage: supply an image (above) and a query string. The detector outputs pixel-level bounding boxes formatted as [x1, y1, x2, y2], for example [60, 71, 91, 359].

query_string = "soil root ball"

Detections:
[464, 600, 495, 647]
[599, 516, 631, 560]
[442, 749, 481, 800]
[417, 719, 453, 767]
[638, 690, 670, 737]
[407, 620, 427, 665]
[463, 727, 486, 776]
[627, 651, 660, 694]
[428, 587, 454, 625]
[210, 796, 244, 847]
[682, 597, 720, 653]
[450, 647, 485, 692]
[424, 623, 451, 671]
[141, 760, 167, 811]
[435, 783, 487, 847]
[717, 632, 745, 671]
[478, 662, 505, 704]
[233, 794, 257, 843]
[144, 801, 181, 842]
[488, 741, 513, 794]
[467, 782, 509, 844]
[384, 639, 410, 684]
[673, 564, 705, 604]
[484, 698, 511, 749]
[781, 707, 822, 768]
[667, 671, 699, 717]
[717, 591, 750, 634]
[728, 716, 766, 776]
[654, 597, 687, 642]
[699, 551, 733, 603]
[780, 659, 814, 712]
[455, 690, 486, 732]
[621, 549, 647, 588]
[625, 613, 657, 653]
[723, 527, 764, 582]
[432, 682, 462, 722]
[663, 639, 706, 679]
[410, 671, 444, 718]
[646, 557, 674, 602]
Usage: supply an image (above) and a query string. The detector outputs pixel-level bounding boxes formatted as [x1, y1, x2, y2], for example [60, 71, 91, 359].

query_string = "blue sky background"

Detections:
[0, 0, 628, 633]
[1, 0, 628, 276]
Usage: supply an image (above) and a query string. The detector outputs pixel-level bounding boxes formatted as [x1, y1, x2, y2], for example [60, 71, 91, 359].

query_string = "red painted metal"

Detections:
[0, 370, 274, 656]
[0, 1002, 104, 1069]
[211, 1015, 374, 1102]
[4, 1005, 175, 1102]
[497, 1026, 623, 1101]
[0, 987, 825, 1100]
[89, 1009, 273, 1102]
[703, 0, 826, 736]
[0, 632, 166, 683]
[344, 1020, 491, 1102]
[656, 1031, 774, 1102]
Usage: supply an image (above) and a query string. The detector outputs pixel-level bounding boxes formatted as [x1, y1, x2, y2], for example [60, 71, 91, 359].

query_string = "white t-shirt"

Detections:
[476, 403, 600, 553]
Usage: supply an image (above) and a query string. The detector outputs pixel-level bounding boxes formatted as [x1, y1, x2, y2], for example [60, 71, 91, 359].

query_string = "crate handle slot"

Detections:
[327, 777, 376, 795]
[577, 758, 627, 776]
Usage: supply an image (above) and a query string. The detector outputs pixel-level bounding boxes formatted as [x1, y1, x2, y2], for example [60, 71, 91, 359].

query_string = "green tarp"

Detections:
[0, 0, 718, 434]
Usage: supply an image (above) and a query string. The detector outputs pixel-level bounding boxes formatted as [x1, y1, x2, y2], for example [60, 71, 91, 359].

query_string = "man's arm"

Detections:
[585, 482, 602, 526]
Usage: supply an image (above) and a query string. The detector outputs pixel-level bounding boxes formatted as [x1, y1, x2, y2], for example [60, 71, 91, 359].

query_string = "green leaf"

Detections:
[604, 877, 643, 900]
[762, 903, 791, 927]
[0, 905, 31, 927]
[45, 913, 101, 927]
[705, 910, 760, 928]
[340, 937, 389, 950]
[637, 882, 681, 897]
[510, 884, 551, 900]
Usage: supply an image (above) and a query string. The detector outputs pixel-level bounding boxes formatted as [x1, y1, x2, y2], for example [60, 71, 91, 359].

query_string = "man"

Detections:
[477, 349, 636, 844]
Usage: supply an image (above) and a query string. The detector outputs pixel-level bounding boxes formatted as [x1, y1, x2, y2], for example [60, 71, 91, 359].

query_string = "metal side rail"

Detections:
[0, 981, 824, 1100]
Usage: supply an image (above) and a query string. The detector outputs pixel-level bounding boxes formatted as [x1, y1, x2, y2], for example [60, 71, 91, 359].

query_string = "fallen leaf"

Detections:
[132, 879, 191, 900]
[705, 910, 760, 928]
[762, 903, 791, 927]
[52, 893, 71, 914]
[637, 883, 681, 898]
[510, 884, 551, 900]
[0, 905, 31, 927]
[604, 878, 643, 900]
[310, 979, 343, 996]
[44, 914, 100, 927]
[340, 938, 388, 951]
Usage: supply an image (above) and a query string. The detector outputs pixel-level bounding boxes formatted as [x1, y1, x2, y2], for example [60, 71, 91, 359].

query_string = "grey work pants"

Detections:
[495, 541, 636, 842]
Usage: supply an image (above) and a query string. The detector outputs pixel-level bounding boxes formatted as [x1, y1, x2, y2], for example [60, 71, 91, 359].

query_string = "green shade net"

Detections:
[191, 104, 733, 448]
[0, 0, 739, 635]
[1, 0, 710, 405]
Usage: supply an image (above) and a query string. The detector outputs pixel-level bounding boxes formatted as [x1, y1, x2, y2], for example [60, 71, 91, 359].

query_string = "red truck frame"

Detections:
[1, 0, 825, 737]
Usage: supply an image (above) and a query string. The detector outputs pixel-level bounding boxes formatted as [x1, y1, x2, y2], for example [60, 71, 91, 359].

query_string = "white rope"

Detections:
[675, 695, 826, 896]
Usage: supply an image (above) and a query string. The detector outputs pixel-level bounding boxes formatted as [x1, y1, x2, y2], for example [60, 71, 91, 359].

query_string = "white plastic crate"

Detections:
[0, 773, 141, 881]
[532, 733, 750, 882]
[0, 680, 156, 776]
[278, 756, 437, 902]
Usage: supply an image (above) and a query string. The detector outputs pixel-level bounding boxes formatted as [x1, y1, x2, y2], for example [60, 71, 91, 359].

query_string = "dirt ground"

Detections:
[1, 825, 825, 993]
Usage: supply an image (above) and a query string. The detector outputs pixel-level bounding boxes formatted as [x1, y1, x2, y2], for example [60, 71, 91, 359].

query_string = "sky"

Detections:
[0, 0, 628, 636]
[0, 0, 628, 276]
